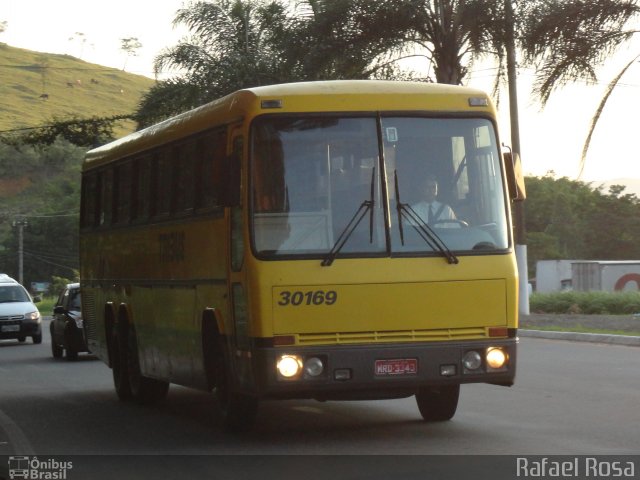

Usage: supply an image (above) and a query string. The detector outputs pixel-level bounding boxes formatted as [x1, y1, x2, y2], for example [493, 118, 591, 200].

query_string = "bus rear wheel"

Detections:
[415, 385, 460, 422]
[112, 322, 133, 402]
[126, 325, 169, 404]
[214, 341, 258, 432]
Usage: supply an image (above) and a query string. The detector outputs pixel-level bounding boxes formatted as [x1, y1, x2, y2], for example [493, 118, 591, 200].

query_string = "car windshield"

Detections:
[0, 285, 31, 303]
[250, 115, 509, 259]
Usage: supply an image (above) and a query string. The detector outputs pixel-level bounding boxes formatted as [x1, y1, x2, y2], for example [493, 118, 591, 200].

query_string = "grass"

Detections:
[35, 296, 56, 315]
[0, 43, 154, 137]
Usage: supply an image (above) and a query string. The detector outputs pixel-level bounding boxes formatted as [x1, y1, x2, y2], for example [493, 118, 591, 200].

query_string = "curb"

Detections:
[519, 329, 640, 347]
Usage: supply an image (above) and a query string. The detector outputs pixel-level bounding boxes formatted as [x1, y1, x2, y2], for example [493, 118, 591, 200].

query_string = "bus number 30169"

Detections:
[278, 290, 338, 306]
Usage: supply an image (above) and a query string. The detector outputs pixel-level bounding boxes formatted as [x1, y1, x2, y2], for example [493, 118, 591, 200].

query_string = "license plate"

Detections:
[1, 325, 20, 332]
[375, 358, 418, 376]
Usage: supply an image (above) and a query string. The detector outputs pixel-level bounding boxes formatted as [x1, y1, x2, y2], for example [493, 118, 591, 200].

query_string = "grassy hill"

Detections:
[0, 43, 155, 137]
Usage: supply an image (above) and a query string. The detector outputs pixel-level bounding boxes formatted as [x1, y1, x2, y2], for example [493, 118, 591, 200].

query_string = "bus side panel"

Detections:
[81, 215, 229, 390]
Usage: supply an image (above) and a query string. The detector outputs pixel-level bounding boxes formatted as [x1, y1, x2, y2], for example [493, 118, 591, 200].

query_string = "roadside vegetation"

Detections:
[526, 291, 640, 336]
[530, 291, 640, 315]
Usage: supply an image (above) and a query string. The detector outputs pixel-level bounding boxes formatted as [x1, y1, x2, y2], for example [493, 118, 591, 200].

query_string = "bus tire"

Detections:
[112, 320, 133, 402]
[126, 324, 169, 405]
[415, 385, 459, 422]
[214, 340, 258, 432]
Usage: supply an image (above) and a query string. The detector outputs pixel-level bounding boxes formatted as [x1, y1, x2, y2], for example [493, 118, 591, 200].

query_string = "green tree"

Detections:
[524, 174, 640, 274]
[120, 37, 143, 71]
[0, 115, 125, 148]
[0, 139, 83, 288]
[137, 0, 297, 126]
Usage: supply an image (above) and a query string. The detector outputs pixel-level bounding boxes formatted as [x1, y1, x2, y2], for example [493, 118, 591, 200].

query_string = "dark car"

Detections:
[50, 283, 88, 360]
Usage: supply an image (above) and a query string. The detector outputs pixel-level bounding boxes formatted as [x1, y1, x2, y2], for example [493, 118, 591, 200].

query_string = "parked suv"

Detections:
[50, 283, 88, 360]
[0, 274, 42, 344]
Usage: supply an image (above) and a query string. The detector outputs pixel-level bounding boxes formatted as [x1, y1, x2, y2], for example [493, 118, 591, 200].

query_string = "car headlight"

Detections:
[26, 311, 41, 322]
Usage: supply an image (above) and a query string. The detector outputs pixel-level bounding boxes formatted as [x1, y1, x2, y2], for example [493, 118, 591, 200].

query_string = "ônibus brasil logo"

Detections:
[8, 456, 73, 480]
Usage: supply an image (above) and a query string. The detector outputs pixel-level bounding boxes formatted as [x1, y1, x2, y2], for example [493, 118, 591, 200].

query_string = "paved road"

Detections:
[1, 329, 638, 458]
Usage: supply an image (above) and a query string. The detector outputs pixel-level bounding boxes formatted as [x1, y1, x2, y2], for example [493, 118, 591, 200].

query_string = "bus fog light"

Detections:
[486, 348, 507, 369]
[440, 364, 457, 377]
[463, 351, 482, 371]
[304, 357, 324, 377]
[277, 355, 303, 379]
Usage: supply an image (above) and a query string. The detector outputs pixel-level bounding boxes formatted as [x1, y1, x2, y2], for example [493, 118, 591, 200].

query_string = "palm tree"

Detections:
[519, 0, 640, 177]
[136, 0, 519, 125]
[137, 0, 297, 127]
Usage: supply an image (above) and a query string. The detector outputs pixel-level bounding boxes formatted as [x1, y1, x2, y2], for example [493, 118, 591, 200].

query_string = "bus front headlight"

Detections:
[486, 348, 507, 370]
[277, 355, 303, 379]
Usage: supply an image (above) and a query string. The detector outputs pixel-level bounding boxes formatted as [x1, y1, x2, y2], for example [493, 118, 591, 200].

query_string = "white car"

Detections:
[0, 274, 42, 344]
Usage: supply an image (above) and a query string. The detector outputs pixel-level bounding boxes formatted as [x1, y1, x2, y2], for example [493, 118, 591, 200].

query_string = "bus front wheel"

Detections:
[415, 385, 460, 422]
[214, 341, 258, 432]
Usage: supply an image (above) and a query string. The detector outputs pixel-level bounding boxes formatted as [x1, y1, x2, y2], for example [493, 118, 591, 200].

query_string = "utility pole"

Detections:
[505, 0, 529, 315]
[12, 216, 28, 285]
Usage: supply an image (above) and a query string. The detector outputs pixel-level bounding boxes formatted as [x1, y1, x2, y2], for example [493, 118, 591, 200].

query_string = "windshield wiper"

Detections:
[321, 168, 375, 267]
[394, 170, 459, 265]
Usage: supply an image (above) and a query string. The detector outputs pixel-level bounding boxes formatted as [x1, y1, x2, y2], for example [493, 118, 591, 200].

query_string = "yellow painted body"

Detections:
[247, 255, 517, 343]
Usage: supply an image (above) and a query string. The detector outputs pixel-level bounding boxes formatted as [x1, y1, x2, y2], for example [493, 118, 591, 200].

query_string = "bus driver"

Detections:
[411, 175, 457, 225]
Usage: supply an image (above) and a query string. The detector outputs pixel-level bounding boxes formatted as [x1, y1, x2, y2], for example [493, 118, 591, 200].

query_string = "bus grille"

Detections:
[296, 327, 488, 345]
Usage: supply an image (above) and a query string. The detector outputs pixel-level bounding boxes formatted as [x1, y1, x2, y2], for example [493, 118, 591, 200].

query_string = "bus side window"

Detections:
[99, 169, 113, 226]
[131, 155, 151, 222]
[114, 162, 132, 224]
[197, 129, 226, 209]
[156, 151, 172, 217]
[80, 172, 98, 228]
[172, 143, 195, 214]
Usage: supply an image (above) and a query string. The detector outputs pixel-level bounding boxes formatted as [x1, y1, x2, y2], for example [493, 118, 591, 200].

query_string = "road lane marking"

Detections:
[0, 407, 35, 455]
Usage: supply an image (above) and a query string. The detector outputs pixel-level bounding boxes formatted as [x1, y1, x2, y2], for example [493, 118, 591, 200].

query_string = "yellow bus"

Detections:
[80, 80, 525, 431]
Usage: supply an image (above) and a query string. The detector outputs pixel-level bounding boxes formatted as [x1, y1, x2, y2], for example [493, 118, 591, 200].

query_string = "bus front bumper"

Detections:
[250, 338, 517, 400]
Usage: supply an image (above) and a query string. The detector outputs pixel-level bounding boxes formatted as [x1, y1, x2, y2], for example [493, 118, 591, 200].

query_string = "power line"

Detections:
[22, 252, 77, 272]
[26, 213, 79, 218]
[23, 249, 78, 262]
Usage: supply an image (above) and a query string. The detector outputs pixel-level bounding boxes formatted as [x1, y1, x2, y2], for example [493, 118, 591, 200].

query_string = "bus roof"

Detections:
[84, 80, 494, 170]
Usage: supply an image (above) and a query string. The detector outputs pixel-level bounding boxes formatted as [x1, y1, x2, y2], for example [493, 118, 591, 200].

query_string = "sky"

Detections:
[2, 0, 640, 185]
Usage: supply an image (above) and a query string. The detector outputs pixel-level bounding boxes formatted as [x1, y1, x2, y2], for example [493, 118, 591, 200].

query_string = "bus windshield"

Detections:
[250, 115, 509, 259]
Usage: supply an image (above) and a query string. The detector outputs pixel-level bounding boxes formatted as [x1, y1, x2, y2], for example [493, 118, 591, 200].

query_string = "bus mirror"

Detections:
[504, 151, 526, 202]
[221, 155, 241, 207]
